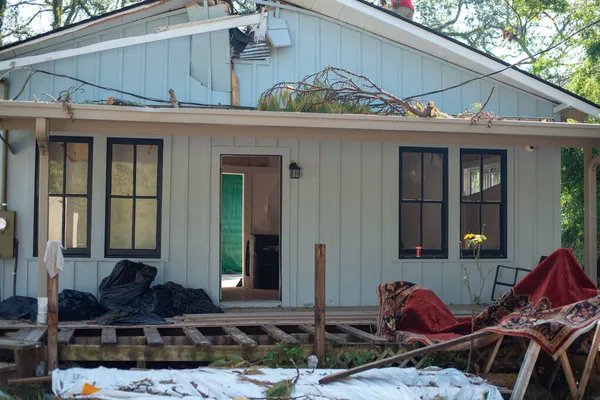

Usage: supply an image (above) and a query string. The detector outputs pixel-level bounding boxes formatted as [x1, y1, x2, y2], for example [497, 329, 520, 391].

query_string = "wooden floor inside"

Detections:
[221, 287, 280, 301]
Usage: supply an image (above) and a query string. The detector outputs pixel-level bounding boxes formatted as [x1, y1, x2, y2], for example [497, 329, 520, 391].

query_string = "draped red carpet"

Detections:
[377, 249, 600, 357]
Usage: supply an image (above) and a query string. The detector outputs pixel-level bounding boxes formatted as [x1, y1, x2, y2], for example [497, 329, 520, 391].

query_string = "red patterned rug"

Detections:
[377, 249, 600, 357]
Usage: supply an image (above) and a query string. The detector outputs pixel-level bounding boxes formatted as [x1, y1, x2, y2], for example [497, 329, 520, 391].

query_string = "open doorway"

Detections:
[220, 155, 281, 302]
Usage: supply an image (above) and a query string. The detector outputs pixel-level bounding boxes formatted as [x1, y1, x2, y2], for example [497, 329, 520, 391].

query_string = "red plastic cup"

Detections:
[415, 245, 422, 258]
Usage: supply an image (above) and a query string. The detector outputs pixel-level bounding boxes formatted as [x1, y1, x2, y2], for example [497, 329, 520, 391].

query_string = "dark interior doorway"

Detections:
[220, 155, 282, 302]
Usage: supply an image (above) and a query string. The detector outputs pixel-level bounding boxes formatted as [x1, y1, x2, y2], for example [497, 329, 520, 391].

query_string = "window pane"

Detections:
[422, 203, 442, 249]
[49, 142, 64, 195]
[423, 152, 443, 201]
[483, 154, 502, 202]
[401, 152, 421, 200]
[48, 197, 63, 243]
[136, 144, 159, 196]
[482, 204, 501, 250]
[400, 203, 421, 250]
[110, 198, 133, 249]
[135, 199, 157, 249]
[111, 144, 134, 196]
[461, 203, 480, 250]
[65, 143, 89, 195]
[65, 198, 87, 249]
[461, 153, 481, 201]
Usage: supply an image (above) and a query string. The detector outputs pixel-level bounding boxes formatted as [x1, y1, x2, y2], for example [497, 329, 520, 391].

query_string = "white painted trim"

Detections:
[210, 146, 291, 307]
[0, 0, 191, 59]
[0, 14, 262, 70]
[1, 102, 599, 140]
[553, 103, 572, 114]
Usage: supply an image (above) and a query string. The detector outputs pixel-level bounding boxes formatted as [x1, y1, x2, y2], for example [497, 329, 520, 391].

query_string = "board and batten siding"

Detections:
[234, 9, 556, 118]
[0, 132, 560, 307]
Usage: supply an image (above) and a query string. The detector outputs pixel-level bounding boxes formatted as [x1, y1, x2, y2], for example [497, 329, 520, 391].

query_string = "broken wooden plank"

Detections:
[510, 340, 541, 400]
[101, 328, 117, 346]
[23, 328, 46, 343]
[222, 326, 257, 347]
[0, 338, 41, 350]
[183, 327, 211, 347]
[299, 325, 346, 345]
[319, 330, 494, 384]
[261, 325, 300, 345]
[336, 325, 388, 344]
[578, 322, 600, 400]
[144, 328, 164, 347]
[57, 329, 75, 345]
[559, 352, 578, 400]
[484, 335, 504, 374]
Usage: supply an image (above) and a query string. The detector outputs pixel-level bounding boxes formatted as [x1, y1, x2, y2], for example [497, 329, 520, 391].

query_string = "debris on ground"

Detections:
[52, 366, 503, 400]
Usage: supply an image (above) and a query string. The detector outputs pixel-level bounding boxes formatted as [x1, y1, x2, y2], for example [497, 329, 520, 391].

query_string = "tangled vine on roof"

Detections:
[258, 67, 497, 124]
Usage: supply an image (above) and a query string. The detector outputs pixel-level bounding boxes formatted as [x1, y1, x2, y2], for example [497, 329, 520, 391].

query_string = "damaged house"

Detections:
[0, 0, 599, 311]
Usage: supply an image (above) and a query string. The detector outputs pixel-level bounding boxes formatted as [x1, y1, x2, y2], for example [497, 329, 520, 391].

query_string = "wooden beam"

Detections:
[559, 352, 578, 400]
[510, 340, 541, 400]
[0, 14, 262, 70]
[222, 327, 257, 347]
[36, 117, 49, 299]
[585, 152, 600, 280]
[577, 322, 600, 400]
[298, 325, 346, 345]
[261, 325, 300, 345]
[23, 328, 47, 343]
[101, 328, 117, 346]
[315, 244, 326, 367]
[183, 327, 211, 347]
[336, 325, 388, 344]
[0, 338, 42, 350]
[47, 274, 58, 371]
[319, 330, 494, 384]
[58, 329, 75, 345]
[484, 335, 504, 374]
[143, 328, 164, 347]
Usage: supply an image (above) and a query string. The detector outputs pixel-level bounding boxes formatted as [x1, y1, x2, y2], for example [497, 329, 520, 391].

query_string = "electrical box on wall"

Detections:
[0, 211, 15, 259]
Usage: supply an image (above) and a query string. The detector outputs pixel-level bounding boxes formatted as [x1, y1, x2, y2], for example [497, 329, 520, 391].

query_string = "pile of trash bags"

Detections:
[0, 260, 222, 325]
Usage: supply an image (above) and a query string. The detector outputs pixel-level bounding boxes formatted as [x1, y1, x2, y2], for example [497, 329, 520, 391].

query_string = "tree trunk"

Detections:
[51, 0, 63, 29]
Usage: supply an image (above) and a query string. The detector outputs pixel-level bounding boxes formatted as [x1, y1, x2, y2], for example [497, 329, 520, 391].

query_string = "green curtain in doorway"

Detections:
[221, 174, 243, 274]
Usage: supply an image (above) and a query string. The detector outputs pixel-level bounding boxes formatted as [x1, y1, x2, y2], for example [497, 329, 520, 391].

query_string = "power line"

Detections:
[403, 17, 600, 101]
[11, 67, 254, 110]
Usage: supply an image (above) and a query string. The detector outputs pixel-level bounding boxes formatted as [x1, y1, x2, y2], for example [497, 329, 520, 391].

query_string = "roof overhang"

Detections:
[280, 0, 600, 119]
[0, 101, 598, 148]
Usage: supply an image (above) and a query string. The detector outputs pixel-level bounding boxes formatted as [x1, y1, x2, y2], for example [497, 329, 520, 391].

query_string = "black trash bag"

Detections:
[58, 290, 105, 321]
[99, 260, 157, 311]
[0, 296, 37, 320]
[152, 282, 222, 318]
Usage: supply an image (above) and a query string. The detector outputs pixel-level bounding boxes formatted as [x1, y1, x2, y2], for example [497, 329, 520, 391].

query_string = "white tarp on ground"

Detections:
[53, 366, 503, 400]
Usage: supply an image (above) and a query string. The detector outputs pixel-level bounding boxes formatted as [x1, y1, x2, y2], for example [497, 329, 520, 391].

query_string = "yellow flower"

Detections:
[464, 233, 475, 240]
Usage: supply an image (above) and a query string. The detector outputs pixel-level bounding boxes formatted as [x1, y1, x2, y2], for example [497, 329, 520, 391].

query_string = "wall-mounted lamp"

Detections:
[289, 161, 301, 179]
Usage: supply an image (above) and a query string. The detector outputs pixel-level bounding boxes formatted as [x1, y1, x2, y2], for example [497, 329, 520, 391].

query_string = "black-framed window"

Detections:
[105, 138, 163, 258]
[460, 149, 507, 258]
[34, 136, 93, 258]
[399, 147, 448, 258]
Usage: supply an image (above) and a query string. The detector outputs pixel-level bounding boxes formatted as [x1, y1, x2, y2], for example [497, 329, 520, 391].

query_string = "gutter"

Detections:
[0, 101, 599, 139]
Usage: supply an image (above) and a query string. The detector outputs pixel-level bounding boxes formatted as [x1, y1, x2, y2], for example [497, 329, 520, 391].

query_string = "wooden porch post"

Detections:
[315, 244, 326, 367]
[36, 118, 49, 297]
[584, 146, 599, 281]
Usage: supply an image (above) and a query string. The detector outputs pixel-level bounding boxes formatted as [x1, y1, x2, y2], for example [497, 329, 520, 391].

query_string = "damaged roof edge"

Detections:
[0, 0, 189, 58]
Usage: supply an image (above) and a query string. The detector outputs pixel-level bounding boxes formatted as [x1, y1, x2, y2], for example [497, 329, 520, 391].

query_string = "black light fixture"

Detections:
[289, 161, 301, 179]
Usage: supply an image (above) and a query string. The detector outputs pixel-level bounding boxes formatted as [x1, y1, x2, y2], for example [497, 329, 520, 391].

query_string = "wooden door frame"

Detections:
[210, 146, 290, 307]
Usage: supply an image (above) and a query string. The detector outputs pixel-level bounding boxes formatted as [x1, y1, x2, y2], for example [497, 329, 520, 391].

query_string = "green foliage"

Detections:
[420, 352, 472, 372]
[258, 88, 372, 115]
[264, 379, 294, 399]
[209, 355, 248, 368]
[561, 148, 600, 267]
[0, 383, 47, 400]
[262, 344, 307, 368]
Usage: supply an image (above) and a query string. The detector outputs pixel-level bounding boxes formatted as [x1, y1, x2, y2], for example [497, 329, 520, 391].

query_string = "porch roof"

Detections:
[0, 101, 599, 147]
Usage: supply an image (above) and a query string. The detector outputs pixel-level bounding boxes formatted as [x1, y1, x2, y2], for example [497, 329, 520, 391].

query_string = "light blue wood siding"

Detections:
[0, 132, 561, 307]
[234, 9, 556, 118]
[4, 10, 230, 106]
